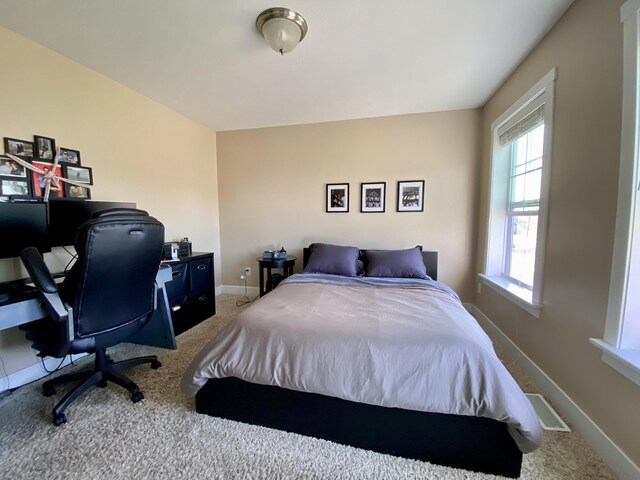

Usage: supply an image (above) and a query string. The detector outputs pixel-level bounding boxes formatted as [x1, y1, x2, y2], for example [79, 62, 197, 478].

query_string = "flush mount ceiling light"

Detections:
[256, 7, 308, 55]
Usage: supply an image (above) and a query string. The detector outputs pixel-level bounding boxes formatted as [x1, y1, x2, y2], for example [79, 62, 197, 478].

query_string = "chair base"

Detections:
[43, 348, 161, 425]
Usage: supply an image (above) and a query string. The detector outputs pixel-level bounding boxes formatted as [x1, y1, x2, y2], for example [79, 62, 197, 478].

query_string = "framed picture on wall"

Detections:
[62, 165, 93, 185]
[4, 137, 34, 159]
[64, 184, 91, 199]
[326, 183, 349, 212]
[58, 147, 81, 165]
[0, 155, 28, 178]
[360, 182, 386, 213]
[397, 180, 424, 212]
[0, 176, 32, 198]
[31, 161, 64, 198]
[34, 135, 56, 161]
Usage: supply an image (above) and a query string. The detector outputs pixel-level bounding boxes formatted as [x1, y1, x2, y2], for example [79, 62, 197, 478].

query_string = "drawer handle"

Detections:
[172, 271, 181, 278]
[171, 305, 182, 312]
[197, 264, 206, 271]
[198, 295, 208, 302]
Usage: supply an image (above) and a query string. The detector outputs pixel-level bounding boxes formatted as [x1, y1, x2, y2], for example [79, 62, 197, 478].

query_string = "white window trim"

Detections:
[481, 67, 557, 317]
[590, 0, 640, 386]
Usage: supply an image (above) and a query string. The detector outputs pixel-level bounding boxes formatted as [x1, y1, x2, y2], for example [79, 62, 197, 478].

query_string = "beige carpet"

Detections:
[0, 294, 616, 479]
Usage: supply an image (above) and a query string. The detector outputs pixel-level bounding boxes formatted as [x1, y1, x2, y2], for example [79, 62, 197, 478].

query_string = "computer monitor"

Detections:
[48, 199, 136, 247]
[0, 202, 51, 259]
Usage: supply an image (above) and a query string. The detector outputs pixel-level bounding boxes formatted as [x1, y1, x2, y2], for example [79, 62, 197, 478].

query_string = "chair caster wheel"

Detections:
[43, 385, 55, 397]
[131, 391, 144, 403]
[98, 379, 107, 388]
[151, 360, 162, 369]
[52, 413, 67, 426]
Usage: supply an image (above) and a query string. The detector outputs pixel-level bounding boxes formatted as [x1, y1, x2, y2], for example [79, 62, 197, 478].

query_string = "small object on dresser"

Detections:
[263, 250, 274, 260]
[279, 246, 287, 258]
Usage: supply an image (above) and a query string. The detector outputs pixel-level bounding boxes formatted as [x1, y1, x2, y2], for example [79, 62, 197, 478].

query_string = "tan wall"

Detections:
[0, 27, 221, 377]
[476, 0, 640, 465]
[217, 110, 481, 301]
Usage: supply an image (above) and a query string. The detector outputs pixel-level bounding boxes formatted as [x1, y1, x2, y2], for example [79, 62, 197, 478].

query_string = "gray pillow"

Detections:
[304, 243, 360, 277]
[365, 246, 430, 279]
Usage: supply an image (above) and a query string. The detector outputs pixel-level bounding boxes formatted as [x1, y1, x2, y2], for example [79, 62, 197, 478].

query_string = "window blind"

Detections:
[497, 95, 545, 147]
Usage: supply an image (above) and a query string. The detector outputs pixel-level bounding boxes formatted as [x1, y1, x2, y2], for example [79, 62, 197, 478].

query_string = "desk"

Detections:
[0, 266, 176, 350]
[257, 256, 296, 297]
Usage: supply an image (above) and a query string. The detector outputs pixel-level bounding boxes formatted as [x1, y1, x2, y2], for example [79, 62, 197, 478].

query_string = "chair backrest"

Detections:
[61, 208, 164, 338]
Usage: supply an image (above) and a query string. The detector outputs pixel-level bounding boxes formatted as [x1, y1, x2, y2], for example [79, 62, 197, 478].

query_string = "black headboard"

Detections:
[302, 247, 438, 281]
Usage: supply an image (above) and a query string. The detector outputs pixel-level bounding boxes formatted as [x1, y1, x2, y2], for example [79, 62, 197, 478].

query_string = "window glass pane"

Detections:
[507, 215, 538, 287]
[511, 174, 525, 205]
[515, 137, 528, 166]
[527, 125, 545, 160]
[524, 169, 542, 203]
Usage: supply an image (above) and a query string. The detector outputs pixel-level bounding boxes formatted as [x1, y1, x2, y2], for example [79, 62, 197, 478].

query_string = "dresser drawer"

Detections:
[166, 262, 189, 299]
[189, 256, 213, 293]
[189, 290, 216, 319]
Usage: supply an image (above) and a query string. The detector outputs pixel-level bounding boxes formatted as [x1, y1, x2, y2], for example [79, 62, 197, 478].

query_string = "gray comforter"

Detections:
[181, 274, 543, 453]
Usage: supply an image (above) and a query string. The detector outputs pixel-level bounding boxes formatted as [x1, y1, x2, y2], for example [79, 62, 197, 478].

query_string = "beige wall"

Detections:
[217, 110, 481, 301]
[476, 0, 640, 466]
[0, 27, 221, 377]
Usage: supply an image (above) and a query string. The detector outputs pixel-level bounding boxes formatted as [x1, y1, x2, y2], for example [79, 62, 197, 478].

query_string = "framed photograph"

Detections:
[360, 182, 386, 213]
[0, 177, 31, 198]
[63, 165, 93, 184]
[0, 155, 28, 178]
[58, 147, 81, 165]
[4, 137, 34, 158]
[326, 183, 349, 212]
[31, 161, 64, 198]
[64, 184, 91, 199]
[397, 180, 425, 212]
[34, 135, 56, 161]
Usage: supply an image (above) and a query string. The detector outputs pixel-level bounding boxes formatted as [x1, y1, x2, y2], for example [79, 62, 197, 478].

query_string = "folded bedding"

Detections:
[181, 273, 542, 453]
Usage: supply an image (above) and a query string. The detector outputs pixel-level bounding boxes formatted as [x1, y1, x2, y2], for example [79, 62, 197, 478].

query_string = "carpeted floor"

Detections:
[0, 294, 616, 479]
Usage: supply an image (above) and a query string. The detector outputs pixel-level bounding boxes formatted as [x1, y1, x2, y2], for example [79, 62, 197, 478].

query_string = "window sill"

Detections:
[589, 338, 640, 386]
[478, 274, 541, 318]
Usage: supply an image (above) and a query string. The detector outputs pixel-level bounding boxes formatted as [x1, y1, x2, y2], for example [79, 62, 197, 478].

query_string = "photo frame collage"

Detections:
[326, 180, 425, 213]
[1, 135, 93, 200]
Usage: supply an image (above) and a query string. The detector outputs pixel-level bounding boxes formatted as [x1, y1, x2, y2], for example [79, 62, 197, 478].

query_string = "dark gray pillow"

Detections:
[304, 243, 360, 277]
[365, 246, 430, 279]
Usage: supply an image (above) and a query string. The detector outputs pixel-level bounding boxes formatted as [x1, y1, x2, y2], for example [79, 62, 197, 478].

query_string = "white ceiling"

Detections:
[0, 1, 573, 132]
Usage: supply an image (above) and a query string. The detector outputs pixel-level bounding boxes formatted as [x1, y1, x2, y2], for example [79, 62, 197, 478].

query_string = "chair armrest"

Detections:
[20, 247, 69, 324]
[21, 247, 57, 294]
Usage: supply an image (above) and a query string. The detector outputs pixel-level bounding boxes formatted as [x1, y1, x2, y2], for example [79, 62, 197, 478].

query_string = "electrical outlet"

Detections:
[244, 267, 252, 277]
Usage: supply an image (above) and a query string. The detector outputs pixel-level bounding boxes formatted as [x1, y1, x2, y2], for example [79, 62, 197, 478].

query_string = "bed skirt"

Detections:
[195, 377, 523, 478]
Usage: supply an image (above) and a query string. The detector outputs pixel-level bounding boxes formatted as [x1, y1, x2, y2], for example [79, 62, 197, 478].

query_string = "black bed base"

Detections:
[195, 378, 523, 478]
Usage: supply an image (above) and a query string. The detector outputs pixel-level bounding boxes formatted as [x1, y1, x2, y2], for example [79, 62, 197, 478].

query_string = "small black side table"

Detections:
[257, 256, 296, 297]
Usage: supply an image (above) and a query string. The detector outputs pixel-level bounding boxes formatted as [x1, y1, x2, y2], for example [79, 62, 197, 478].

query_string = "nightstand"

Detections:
[256, 256, 296, 297]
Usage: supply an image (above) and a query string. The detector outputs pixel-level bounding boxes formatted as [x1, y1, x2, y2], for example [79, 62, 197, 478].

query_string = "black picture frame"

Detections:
[64, 183, 91, 199]
[0, 155, 29, 178]
[4, 137, 34, 159]
[360, 182, 386, 213]
[62, 165, 93, 185]
[58, 147, 81, 165]
[0, 175, 32, 198]
[397, 180, 425, 212]
[34, 135, 56, 161]
[326, 183, 349, 213]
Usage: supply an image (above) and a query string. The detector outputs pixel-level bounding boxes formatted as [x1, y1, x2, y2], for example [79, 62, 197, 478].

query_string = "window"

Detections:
[590, 0, 640, 386]
[505, 124, 544, 288]
[480, 69, 556, 318]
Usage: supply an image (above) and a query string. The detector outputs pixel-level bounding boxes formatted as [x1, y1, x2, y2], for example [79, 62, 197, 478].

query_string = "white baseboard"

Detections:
[0, 352, 89, 394]
[465, 303, 640, 480]
[220, 285, 260, 297]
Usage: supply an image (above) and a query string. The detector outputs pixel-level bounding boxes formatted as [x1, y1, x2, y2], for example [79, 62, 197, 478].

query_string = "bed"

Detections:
[182, 245, 542, 477]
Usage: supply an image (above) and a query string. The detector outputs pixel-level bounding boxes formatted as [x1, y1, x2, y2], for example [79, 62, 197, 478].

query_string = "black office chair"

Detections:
[20, 208, 165, 426]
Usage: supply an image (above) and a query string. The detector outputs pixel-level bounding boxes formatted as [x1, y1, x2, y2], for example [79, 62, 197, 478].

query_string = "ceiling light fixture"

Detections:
[256, 7, 308, 55]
